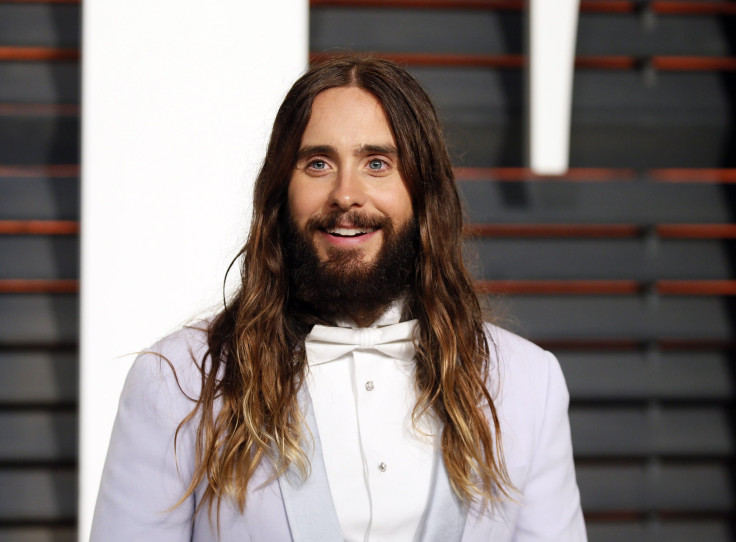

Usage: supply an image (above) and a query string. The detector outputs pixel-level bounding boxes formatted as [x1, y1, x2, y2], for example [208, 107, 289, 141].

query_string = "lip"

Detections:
[318, 227, 381, 248]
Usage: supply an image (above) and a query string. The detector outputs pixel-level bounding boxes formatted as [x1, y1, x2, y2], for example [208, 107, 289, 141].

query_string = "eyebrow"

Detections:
[356, 144, 398, 157]
[295, 145, 335, 162]
[295, 143, 399, 162]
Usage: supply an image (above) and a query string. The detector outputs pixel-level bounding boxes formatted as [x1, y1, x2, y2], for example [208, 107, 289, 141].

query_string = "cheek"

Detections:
[383, 185, 413, 224]
[287, 179, 319, 228]
[400, 194, 414, 222]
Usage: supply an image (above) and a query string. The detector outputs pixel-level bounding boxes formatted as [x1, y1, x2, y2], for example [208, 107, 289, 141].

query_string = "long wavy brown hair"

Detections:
[178, 55, 512, 520]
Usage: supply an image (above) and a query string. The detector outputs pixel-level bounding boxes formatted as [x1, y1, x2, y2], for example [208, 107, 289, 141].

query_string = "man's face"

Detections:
[288, 86, 414, 265]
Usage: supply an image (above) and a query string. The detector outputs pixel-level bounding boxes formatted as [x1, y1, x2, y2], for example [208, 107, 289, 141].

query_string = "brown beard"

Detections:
[285, 209, 418, 325]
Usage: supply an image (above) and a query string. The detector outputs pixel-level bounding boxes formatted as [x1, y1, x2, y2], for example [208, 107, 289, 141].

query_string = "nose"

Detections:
[329, 169, 366, 211]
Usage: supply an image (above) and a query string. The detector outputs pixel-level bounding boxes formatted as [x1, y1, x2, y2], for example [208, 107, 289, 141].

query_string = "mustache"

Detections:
[305, 210, 392, 231]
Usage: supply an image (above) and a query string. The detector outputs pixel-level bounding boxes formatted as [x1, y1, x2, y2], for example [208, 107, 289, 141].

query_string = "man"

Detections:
[91, 56, 586, 541]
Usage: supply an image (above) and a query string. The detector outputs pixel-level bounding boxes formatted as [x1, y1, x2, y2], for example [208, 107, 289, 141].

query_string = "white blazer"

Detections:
[91, 323, 587, 541]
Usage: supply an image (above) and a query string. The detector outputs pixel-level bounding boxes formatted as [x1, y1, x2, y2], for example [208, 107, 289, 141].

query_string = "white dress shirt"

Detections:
[305, 302, 439, 542]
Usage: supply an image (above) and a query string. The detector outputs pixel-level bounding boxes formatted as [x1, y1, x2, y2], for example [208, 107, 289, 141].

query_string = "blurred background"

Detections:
[1, 0, 736, 540]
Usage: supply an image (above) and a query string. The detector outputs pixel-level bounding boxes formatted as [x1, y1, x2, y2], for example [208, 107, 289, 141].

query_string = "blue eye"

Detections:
[368, 159, 384, 170]
[310, 160, 326, 170]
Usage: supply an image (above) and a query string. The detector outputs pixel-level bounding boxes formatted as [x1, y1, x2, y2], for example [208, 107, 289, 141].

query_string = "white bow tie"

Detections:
[305, 320, 418, 366]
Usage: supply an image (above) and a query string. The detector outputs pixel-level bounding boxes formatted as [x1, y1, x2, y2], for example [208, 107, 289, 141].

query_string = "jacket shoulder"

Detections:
[123, 322, 211, 402]
[483, 323, 560, 397]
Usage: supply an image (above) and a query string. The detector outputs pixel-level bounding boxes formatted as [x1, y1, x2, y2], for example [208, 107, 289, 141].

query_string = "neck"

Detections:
[292, 294, 408, 329]
[331, 293, 409, 328]
[344, 304, 391, 328]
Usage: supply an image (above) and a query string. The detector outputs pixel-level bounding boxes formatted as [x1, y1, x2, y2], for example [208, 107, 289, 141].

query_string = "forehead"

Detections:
[300, 86, 396, 147]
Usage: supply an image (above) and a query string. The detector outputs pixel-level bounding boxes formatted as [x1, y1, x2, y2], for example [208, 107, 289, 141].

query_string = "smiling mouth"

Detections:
[325, 226, 377, 237]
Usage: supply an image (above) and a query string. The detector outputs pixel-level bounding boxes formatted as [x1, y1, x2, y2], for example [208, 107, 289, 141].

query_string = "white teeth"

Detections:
[327, 227, 375, 237]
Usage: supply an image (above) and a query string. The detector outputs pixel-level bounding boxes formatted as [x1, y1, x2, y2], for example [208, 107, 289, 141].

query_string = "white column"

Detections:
[79, 2, 308, 539]
[528, 0, 580, 175]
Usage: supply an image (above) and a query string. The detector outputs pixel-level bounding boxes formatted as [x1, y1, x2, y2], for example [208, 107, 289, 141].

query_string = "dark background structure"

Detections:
[1, 0, 735, 540]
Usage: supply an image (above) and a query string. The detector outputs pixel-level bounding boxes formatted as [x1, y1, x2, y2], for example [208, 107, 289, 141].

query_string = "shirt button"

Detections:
[378, 462, 387, 472]
[365, 381, 375, 391]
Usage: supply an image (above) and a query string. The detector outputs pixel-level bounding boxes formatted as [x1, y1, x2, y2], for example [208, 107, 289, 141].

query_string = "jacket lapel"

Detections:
[417, 452, 467, 542]
[277, 389, 343, 542]
[277, 389, 467, 542]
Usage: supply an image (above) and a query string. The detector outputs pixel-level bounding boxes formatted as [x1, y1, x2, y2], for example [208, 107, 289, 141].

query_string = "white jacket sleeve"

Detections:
[90, 332, 203, 541]
[511, 351, 586, 541]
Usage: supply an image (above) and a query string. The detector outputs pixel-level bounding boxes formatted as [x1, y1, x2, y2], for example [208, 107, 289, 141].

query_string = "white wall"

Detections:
[528, 0, 580, 175]
[79, 2, 308, 539]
